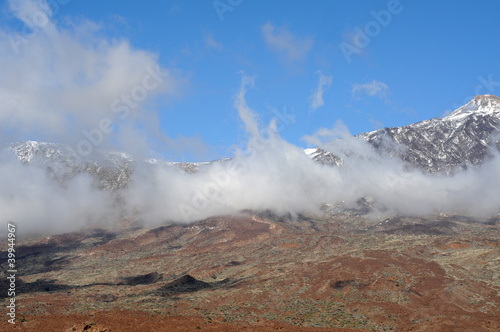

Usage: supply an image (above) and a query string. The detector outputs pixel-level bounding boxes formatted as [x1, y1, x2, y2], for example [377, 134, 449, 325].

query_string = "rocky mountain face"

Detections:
[307, 95, 500, 173]
[5, 141, 212, 190]
[7, 141, 133, 190]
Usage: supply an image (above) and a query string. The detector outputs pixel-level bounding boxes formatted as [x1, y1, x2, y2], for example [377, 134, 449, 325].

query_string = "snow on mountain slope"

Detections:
[7, 141, 133, 190]
[309, 95, 500, 173]
[445, 94, 500, 121]
[304, 147, 343, 166]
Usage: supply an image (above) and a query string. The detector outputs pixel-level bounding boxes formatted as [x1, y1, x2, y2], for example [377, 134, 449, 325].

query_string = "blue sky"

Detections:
[1, 0, 500, 161]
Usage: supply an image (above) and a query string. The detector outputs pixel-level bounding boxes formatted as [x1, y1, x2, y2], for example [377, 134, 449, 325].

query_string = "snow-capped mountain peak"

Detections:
[445, 95, 500, 121]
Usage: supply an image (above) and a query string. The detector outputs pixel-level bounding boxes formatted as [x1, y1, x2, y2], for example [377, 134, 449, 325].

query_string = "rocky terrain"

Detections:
[1, 212, 499, 331]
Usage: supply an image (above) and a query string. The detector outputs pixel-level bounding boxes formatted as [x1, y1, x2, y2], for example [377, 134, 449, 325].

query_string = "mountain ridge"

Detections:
[308, 95, 500, 173]
[4, 95, 500, 187]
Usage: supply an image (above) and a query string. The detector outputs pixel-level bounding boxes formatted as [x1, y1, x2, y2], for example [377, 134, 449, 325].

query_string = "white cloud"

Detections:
[352, 80, 389, 98]
[0, 0, 185, 147]
[261, 22, 313, 61]
[310, 71, 332, 110]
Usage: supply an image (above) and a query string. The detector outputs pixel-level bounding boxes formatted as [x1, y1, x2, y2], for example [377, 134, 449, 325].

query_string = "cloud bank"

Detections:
[121, 80, 500, 226]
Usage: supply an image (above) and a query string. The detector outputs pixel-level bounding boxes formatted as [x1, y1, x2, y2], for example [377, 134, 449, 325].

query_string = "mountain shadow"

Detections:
[155, 274, 233, 297]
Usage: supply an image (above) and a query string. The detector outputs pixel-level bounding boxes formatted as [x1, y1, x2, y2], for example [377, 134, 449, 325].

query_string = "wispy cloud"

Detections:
[352, 80, 389, 98]
[205, 32, 223, 51]
[261, 22, 313, 61]
[368, 115, 384, 130]
[109, 14, 127, 25]
[310, 71, 332, 110]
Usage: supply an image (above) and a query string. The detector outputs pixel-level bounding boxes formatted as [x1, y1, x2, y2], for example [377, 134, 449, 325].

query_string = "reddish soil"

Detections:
[446, 242, 472, 249]
[1, 311, 360, 331]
